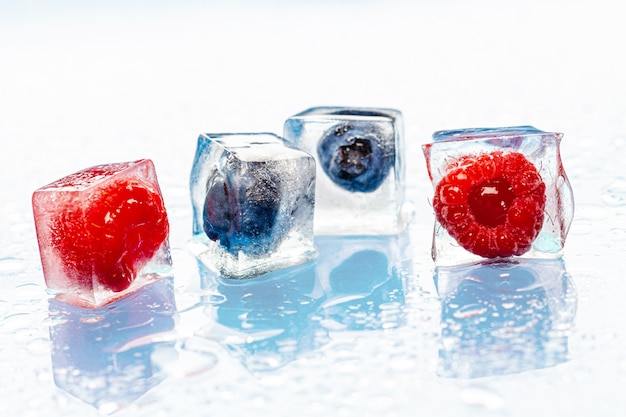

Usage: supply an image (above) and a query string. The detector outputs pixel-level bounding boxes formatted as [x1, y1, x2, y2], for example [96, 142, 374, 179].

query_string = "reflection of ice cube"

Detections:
[189, 133, 317, 278]
[422, 126, 574, 265]
[48, 278, 177, 412]
[198, 261, 327, 373]
[32, 159, 171, 307]
[284, 107, 409, 235]
[195, 233, 409, 373]
[316, 235, 407, 331]
[434, 259, 577, 379]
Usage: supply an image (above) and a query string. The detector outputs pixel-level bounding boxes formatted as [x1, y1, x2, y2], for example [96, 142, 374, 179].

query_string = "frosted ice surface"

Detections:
[422, 126, 574, 265]
[31, 159, 172, 307]
[189, 133, 316, 278]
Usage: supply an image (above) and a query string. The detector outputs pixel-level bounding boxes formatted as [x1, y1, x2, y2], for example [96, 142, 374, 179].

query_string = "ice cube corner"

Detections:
[189, 132, 317, 279]
[32, 159, 171, 307]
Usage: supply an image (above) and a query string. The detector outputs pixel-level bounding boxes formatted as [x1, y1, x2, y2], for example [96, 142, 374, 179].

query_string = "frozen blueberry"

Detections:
[203, 166, 281, 255]
[202, 173, 234, 247]
[283, 107, 406, 235]
[317, 122, 393, 193]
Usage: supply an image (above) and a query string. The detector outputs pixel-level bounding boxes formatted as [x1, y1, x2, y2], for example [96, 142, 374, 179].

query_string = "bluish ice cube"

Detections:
[189, 133, 317, 278]
[284, 107, 409, 235]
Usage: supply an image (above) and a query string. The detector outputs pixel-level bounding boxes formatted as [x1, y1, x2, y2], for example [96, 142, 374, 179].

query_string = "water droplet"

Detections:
[151, 344, 217, 378]
[247, 352, 284, 371]
[12, 326, 38, 343]
[26, 337, 51, 355]
[610, 227, 626, 241]
[453, 304, 487, 319]
[79, 315, 105, 324]
[2, 312, 32, 331]
[319, 318, 348, 331]
[602, 180, 626, 206]
[202, 293, 227, 305]
[459, 386, 505, 410]
[181, 336, 218, 357]
[0, 257, 26, 275]
[13, 282, 44, 301]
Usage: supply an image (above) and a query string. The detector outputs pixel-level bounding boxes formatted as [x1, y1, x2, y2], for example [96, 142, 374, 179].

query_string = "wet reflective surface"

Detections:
[196, 235, 407, 373]
[2, 1, 626, 416]
[48, 279, 178, 413]
[435, 259, 577, 379]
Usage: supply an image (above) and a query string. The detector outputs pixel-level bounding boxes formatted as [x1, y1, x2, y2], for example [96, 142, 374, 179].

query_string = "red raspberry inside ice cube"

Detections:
[51, 178, 169, 292]
[433, 151, 546, 258]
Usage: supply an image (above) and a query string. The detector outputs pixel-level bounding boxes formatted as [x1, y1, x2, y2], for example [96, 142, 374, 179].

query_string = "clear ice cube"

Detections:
[32, 159, 172, 307]
[284, 107, 409, 235]
[422, 126, 574, 266]
[189, 133, 316, 278]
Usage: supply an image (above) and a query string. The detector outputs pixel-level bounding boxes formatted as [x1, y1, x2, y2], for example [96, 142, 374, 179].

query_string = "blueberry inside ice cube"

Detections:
[317, 123, 392, 192]
[202, 174, 235, 246]
[202, 168, 281, 255]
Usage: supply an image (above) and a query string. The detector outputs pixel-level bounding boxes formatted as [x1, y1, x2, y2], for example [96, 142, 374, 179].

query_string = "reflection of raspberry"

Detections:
[433, 151, 546, 258]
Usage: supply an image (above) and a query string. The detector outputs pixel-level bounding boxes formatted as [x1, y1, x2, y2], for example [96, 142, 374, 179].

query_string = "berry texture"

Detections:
[50, 178, 169, 292]
[317, 122, 393, 193]
[202, 166, 282, 256]
[433, 151, 546, 258]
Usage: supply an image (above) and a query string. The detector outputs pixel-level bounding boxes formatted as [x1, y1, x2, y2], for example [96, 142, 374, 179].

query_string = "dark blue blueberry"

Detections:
[317, 122, 393, 192]
[203, 174, 236, 248]
[203, 166, 282, 255]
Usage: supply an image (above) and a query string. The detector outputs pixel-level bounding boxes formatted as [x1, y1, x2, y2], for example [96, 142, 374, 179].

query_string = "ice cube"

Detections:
[32, 159, 171, 307]
[422, 126, 574, 266]
[434, 259, 577, 378]
[189, 133, 316, 278]
[283, 107, 409, 235]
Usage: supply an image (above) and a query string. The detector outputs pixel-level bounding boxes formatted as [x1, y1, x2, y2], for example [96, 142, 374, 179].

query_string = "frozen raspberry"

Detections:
[433, 151, 546, 258]
[50, 178, 169, 292]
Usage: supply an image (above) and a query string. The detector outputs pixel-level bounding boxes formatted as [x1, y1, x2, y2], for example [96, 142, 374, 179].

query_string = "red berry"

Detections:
[50, 178, 169, 292]
[433, 151, 546, 258]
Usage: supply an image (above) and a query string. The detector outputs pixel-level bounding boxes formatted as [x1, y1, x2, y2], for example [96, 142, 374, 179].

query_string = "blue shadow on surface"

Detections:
[48, 278, 177, 412]
[434, 259, 577, 379]
[198, 234, 408, 373]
